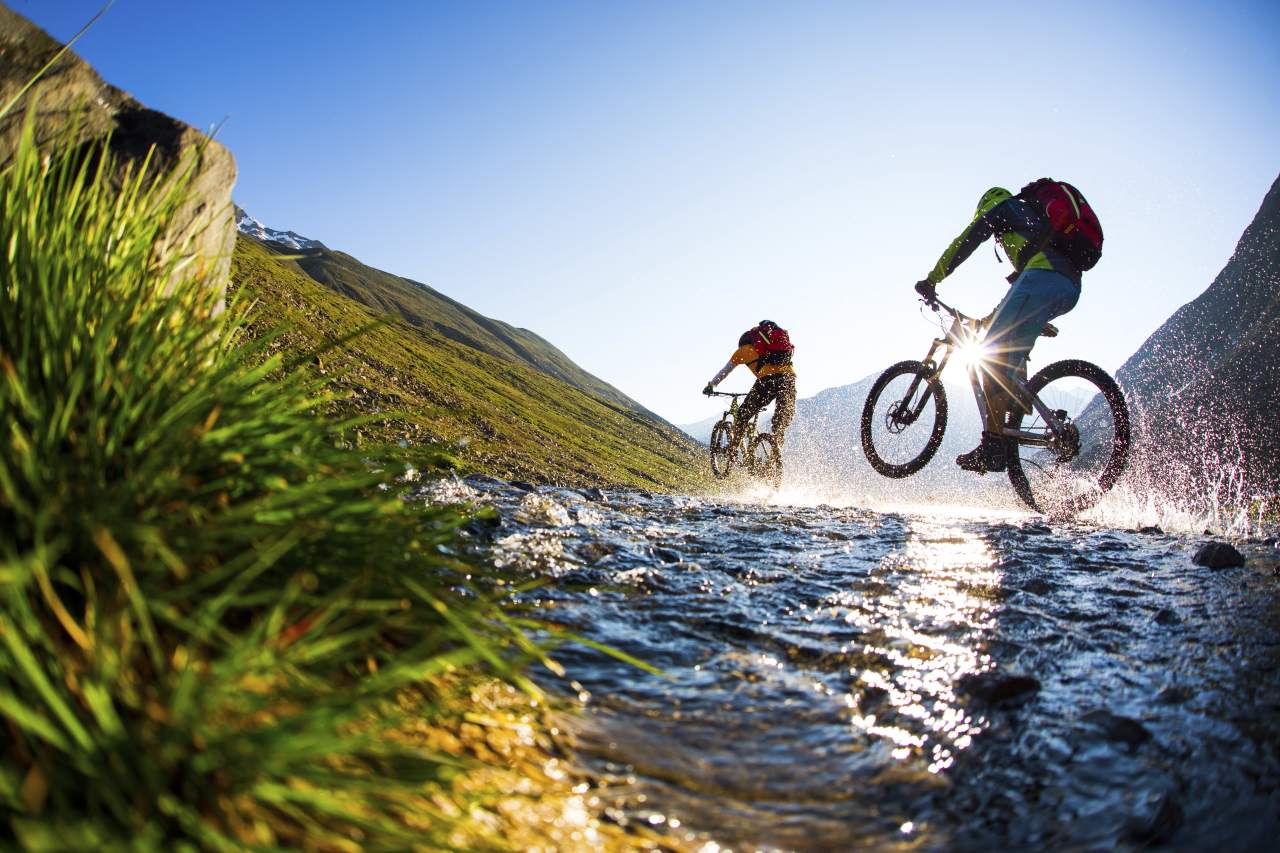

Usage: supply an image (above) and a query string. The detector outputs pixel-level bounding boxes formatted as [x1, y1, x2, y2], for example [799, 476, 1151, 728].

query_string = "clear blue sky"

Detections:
[18, 1, 1280, 424]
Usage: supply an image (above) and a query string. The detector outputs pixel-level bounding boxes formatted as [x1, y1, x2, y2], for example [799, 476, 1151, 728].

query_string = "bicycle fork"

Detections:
[889, 338, 949, 427]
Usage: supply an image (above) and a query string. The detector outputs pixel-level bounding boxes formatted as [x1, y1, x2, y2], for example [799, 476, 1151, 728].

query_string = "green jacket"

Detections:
[925, 196, 1081, 286]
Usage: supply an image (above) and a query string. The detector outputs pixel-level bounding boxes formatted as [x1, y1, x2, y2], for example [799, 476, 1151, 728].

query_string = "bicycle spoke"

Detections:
[861, 362, 947, 478]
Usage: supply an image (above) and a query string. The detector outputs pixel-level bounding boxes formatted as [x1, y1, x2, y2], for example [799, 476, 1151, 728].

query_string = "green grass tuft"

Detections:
[0, 117, 559, 849]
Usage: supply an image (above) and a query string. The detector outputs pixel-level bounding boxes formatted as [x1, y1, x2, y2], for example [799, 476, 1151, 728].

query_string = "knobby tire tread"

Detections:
[749, 433, 783, 489]
[860, 360, 948, 479]
[1006, 358, 1131, 515]
[709, 421, 733, 479]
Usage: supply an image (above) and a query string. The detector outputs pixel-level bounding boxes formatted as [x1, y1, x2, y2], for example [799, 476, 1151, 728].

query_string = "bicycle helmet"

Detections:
[975, 186, 1012, 218]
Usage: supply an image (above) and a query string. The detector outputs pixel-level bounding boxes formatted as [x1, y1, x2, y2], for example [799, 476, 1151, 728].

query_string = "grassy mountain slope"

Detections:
[274, 242, 664, 421]
[230, 236, 703, 489]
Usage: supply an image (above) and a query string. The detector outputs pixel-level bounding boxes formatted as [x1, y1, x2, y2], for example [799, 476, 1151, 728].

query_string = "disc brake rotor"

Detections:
[1051, 423, 1081, 463]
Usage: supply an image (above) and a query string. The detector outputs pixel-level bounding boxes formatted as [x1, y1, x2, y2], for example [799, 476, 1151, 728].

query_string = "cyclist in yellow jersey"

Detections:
[702, 320, 796, 453]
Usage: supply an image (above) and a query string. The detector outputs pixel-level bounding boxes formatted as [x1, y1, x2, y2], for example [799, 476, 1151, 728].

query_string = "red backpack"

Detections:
[750, 322, 794, 367]
[1017, 178, 1104, 273]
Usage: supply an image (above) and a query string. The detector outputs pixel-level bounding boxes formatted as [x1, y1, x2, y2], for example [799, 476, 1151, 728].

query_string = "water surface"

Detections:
[437, 479, 1280, 851]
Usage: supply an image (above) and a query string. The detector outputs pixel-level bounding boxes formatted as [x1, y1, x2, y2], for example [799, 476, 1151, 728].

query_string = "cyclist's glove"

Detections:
[702, 383, 715, 396]
[914, 279, 939, 308]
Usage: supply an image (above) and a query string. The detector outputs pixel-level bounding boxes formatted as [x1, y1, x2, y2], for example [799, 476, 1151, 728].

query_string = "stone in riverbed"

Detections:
[1192, 542, 1245, 569]
[1156, 684, 1193, 704]
[1081, 709, 1152, 750]
[956, 670, 1041, 705]
[1124, 791, 1183, 845]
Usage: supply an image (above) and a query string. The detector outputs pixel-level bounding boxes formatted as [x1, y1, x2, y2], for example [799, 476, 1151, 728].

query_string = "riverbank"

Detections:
[0, 124, 683, 850]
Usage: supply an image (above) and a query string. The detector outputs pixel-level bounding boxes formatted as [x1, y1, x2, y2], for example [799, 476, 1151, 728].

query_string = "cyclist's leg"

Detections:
[731, 378, 774, 449]
[983, 268, 1080, 428]
[770, 374, 796, 446]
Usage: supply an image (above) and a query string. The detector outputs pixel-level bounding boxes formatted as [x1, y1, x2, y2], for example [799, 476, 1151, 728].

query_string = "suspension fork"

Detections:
[897, 338, 947, 420]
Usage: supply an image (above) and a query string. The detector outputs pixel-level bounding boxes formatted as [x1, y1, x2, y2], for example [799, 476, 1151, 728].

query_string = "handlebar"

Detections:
[706, 390, 747, 398]
[921, 294, 979, 325]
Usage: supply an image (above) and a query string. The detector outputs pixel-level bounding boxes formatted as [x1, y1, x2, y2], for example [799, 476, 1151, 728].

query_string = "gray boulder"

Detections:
[0, 3, 236, 304]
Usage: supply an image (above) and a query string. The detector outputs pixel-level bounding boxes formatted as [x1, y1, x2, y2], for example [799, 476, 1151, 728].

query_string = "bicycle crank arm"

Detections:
[1000, 428, 1054, 445]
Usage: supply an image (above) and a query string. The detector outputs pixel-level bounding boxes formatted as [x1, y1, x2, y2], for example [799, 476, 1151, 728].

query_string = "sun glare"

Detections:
[952, 340, 991, 371]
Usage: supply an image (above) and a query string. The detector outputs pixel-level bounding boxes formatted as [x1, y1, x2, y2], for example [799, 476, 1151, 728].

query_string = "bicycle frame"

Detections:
[920, 298, 1069, 449]
[710, 391, 760, 452]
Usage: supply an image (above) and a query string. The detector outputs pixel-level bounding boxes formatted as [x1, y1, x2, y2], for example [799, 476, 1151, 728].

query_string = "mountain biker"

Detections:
[914, 186, 1083, 473]
[702, 320, 796, 454]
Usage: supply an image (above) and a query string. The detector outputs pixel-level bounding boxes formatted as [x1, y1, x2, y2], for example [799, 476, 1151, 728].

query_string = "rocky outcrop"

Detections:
[0, 3, 236, 301]
[1114, 173, 1280, 493]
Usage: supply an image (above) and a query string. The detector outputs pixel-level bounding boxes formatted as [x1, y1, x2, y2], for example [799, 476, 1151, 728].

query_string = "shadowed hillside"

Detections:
[230, 236, 703, 489]
[1110, 173, 1280, 496]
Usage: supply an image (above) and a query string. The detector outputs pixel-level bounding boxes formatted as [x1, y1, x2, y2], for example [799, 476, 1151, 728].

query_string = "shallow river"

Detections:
[433, 477, 1280, 851]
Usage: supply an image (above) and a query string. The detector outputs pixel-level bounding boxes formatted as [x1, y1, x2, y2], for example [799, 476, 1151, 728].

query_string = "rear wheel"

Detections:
[861, 360, 948, 478]
[709, 420, 734, 478]
[1006, 359, 1130, 516]
[748, 433, 782, 489]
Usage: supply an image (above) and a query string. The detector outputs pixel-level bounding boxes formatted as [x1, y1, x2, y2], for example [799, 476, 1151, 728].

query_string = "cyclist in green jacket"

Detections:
[914, 187, 1082, 473]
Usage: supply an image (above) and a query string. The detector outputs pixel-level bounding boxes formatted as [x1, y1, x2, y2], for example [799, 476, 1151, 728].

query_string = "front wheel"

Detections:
[861, 360, 949, 478]
[1006, 359, 1130, 516]
[748, 433, 783, 489]
[709, 420, 734, 478]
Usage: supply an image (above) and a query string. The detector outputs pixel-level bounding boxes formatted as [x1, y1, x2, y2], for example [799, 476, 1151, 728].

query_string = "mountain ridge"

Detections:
[234, 205, 666, 425]
[229, 236, 703, 489]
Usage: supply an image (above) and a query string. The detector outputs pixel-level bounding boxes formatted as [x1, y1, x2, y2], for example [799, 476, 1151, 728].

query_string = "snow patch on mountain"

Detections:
[234, 205, 325, 251]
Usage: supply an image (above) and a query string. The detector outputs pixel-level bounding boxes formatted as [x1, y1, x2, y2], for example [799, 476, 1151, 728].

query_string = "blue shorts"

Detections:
[985, 267, 1080, 387]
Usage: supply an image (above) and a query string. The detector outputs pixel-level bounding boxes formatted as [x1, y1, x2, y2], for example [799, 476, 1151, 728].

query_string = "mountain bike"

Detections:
[860, 296, 1130, 516]
[707, 391, 783, 488]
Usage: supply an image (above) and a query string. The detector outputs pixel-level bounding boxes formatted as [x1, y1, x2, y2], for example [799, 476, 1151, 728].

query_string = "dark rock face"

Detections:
[1110, 173, 1280, 492]
[0, 3, 236, 302]
[1192, 541, 1245, 569]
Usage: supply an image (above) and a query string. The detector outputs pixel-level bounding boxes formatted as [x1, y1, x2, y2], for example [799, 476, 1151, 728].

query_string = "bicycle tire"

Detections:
[709, 420, 734, 479]
[748, 433, 783, 489]
[1006, 359, 1130, 516]
[861, 360, 948, 479]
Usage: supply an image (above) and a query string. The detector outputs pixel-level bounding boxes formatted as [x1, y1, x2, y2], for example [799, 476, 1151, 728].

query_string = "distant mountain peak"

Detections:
[234, 205, 325, 251]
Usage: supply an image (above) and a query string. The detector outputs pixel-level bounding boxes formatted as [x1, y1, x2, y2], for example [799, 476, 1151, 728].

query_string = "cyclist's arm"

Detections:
[706, 359, 736, 389]
[924, 210, 996, 285]
[707, 344, 760, 388]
